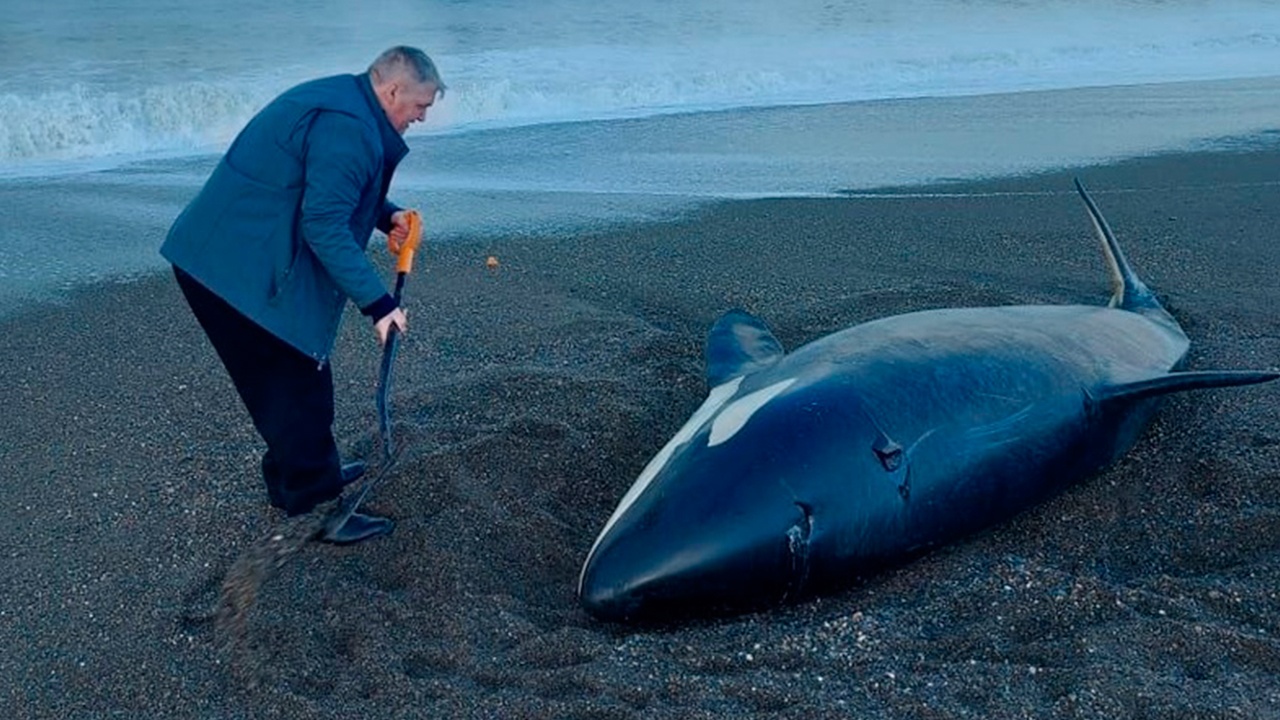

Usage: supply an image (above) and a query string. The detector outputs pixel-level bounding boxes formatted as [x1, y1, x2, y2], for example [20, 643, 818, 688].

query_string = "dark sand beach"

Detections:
[4, 142, 1280, 718]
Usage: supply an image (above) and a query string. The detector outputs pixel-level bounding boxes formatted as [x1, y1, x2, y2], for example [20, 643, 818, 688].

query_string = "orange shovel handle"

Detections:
[392, 210, 423, 275]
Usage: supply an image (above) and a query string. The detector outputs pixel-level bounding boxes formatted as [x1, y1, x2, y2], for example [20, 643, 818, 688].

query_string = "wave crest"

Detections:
[0, 81, 267, 164]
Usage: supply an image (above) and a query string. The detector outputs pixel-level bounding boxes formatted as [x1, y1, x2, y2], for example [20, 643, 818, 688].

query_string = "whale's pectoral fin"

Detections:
[705, 309, 786, 386]
[1097, 370, 1280, 404]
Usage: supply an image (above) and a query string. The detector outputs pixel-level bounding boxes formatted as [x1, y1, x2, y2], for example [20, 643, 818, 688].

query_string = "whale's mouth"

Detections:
[784, 502, 813, 600]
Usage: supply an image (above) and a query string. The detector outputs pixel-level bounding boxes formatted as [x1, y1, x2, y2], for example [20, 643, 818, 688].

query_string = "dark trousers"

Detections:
[174, 267, 344, 516]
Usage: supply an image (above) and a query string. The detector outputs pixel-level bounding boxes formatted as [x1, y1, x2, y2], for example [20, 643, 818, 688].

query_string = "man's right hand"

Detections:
[374, 308, 408, 346]
[386, 210, 419, 255]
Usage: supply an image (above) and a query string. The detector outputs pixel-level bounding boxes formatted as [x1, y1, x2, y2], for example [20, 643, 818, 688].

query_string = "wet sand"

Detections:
[3, 142, 1280, 718]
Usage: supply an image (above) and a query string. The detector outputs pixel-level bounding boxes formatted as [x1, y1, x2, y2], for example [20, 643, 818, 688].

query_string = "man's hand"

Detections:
[374, 307, 408, 346]
[386, 210, 418, 255]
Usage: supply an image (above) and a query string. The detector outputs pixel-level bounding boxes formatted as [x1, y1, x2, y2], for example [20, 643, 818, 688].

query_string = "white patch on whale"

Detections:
[707, 378, 797, 447]
[579, 376, 744, 590]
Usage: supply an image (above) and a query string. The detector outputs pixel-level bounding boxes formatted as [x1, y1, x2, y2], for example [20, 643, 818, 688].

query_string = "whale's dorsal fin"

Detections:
[705, 309, 785, 387]
[1096, 370, 1280, 404]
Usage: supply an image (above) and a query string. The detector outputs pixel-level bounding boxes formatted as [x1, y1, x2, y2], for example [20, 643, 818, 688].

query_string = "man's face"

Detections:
[383, 79, 438, 134]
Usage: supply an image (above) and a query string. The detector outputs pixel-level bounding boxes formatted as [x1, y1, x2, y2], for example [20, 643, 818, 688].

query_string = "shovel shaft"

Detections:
[375, 312, 401, 460]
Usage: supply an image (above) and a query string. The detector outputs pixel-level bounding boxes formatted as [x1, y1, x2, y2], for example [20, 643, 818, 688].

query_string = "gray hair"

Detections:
[369, 46, 447, 98]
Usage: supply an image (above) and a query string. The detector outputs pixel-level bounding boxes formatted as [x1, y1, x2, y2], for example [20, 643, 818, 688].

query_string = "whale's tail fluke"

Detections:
[1074, 178, 1168, 318]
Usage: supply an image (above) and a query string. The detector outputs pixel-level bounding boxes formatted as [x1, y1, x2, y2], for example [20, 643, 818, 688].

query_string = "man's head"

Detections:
[369, 46, 447, 134]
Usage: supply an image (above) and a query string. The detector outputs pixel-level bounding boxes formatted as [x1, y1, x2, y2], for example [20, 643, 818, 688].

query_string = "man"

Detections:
[161, 46, 445, 544]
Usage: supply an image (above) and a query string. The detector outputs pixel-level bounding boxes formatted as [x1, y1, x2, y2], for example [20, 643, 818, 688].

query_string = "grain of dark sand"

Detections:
[4, 144, 1280, 719]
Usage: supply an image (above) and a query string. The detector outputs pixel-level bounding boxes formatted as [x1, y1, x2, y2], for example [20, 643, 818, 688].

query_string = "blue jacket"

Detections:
[161, 73, 407, 362]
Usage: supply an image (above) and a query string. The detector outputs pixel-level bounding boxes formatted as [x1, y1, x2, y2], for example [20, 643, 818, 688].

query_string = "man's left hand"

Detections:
[374, 307, 408, 346]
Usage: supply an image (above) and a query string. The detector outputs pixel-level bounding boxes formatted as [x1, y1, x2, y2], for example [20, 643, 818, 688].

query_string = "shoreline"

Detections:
[7, 133, 1280, 330]
[6, 72, 1280, 184]
[3, 142, 1280, 718]
[6, 74, 1280, 319]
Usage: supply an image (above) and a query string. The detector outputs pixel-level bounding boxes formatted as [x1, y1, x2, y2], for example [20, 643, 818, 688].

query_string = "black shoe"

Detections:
[266, 461, 369, 514]
[319, 510, 395, 545]
[340, 460, 367, 485]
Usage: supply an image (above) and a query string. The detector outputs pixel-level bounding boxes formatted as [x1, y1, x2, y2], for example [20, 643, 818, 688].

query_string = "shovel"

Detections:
[375, 209, 422, 462]
[326, 210, 422, 530]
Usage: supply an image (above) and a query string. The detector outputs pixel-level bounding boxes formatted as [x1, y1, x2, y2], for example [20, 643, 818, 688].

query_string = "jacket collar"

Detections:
[357, 73, 409, 163]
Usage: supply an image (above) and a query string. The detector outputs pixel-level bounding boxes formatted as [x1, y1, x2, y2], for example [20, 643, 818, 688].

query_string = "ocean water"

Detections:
[2, 0, 1280, 308]
[4, 0, 1280, 173]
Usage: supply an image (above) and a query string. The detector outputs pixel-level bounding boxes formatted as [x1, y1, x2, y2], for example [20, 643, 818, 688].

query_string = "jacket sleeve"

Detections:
[299, 112, 391, 311]
[377, 200, 403, 234]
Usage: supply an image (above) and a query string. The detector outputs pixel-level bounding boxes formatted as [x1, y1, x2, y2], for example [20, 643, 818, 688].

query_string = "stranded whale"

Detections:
[578, 180, 1279, 623]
